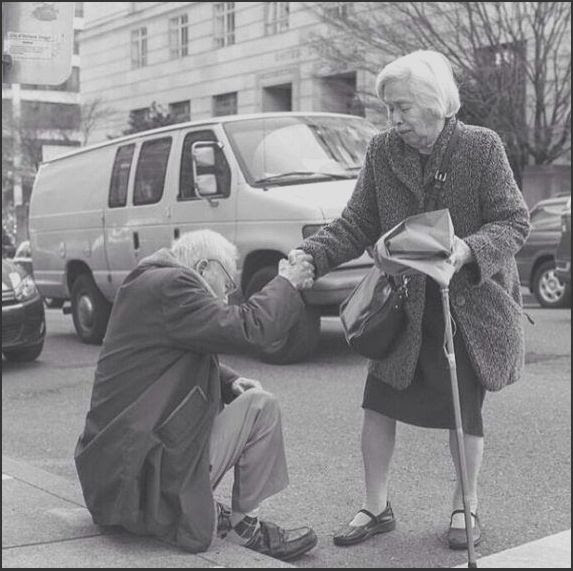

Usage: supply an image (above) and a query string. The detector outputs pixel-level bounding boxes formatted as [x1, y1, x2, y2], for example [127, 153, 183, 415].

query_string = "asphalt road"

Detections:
[2, 302, 571, 568]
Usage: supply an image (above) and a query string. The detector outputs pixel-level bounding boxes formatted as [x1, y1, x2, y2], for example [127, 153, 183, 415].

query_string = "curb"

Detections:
[2, 455, 294, 568]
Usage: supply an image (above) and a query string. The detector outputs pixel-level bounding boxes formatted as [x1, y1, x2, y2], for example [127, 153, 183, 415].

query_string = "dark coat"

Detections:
[74, 250, 304, 553]
[300, 118, 531, 392]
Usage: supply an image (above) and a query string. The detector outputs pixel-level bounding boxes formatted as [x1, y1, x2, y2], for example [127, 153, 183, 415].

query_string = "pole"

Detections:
[441, 287, 478, 568]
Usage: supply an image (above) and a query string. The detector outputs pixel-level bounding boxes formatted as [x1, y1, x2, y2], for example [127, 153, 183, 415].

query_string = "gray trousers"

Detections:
[209, 389, 289, 513]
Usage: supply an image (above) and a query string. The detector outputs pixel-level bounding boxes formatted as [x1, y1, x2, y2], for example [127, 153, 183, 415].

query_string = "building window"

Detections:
[265, 2, 289, 35]
[73, 29, 80, 55]
[325, 2, 350, 19]
[169, 100, 190, 123]
[74, 2, 84, 18]
[213, 92, 238, 117]
[214, 3, 235, 48]
[169, 14, 189, 59]
[131, 27, 148, 69]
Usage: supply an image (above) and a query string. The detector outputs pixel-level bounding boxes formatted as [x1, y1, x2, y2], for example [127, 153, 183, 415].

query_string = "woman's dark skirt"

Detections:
[363, 279, 486, 437]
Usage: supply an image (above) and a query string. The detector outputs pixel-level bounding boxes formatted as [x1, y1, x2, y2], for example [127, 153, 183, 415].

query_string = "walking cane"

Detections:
[440, 287, 478, 569]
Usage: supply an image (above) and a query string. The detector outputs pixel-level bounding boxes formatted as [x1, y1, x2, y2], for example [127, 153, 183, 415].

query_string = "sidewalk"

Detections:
[2, 456, 293, 568]
[2, 456, 570, 568]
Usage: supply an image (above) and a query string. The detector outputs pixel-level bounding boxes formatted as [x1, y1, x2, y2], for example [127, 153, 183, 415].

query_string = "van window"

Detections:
[133, 137, 172, 205]
[109, 144, 135, 208]
[179, 130, 231, 200]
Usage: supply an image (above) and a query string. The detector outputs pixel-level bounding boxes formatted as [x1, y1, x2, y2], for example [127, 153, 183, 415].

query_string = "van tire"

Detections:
[245, 265, 321, 364]
[71, 274, 111, 344]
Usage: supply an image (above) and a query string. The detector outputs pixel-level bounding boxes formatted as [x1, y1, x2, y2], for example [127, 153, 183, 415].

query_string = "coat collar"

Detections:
[386, 117, 459, 203]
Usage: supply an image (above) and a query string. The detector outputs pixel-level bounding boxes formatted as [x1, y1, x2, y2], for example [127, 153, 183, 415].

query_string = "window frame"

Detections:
[264, 2, 290, 35]
[214, 2, 236, 48]
[130, 26, 148, 69]
[178, 129, 231, 201]
[108, 144, 136, 208]
[169, 13, 189, 59]
[133, 137, 173, 206]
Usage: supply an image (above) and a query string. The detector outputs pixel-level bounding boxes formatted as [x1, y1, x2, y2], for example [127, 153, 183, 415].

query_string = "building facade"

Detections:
[2, 2, 85, 238]
[80, 2, 370, 142]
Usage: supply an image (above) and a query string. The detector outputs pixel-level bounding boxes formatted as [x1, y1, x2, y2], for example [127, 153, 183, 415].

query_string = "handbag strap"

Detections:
[425, 120, 460, 211]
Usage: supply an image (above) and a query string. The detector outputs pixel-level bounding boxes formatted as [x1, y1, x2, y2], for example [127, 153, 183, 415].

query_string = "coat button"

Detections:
[455, 294, 466, 307]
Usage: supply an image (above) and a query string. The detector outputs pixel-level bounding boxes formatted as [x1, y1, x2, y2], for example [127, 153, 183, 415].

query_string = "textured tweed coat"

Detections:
[300, 118, 531, 392]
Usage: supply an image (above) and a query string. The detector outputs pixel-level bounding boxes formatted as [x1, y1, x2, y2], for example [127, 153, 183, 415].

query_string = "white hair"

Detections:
[375, 50, 461, 118]
[171, 229, 238, 272]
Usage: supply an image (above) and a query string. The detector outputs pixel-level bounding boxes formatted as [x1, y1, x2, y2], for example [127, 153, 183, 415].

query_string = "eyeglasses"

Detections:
[206, 258, 237, 295]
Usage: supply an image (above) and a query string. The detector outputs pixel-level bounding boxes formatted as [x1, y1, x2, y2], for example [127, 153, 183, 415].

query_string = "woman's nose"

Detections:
[390, 108, 403, 126]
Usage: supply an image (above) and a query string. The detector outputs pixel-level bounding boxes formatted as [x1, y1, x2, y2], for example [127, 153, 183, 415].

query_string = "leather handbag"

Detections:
[339, 267, 409, 360]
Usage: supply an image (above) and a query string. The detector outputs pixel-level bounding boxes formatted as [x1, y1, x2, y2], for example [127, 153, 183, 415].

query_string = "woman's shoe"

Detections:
[447, 510, 481, 550]
[333, 503, 396, 546]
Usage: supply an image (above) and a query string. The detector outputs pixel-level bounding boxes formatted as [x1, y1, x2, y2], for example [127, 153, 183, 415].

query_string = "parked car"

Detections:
[516, 194, 571, 308]
[13, 240, 33, 275]
[2, 228, 16, 259]
[555, 194, 571, 285]
[12, 240, 64, 308]
[28, 112, 379, 363]
[2, 257, 46, 362]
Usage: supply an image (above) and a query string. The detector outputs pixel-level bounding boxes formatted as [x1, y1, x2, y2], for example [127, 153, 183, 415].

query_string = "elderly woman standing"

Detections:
[290, 50, 531, 549]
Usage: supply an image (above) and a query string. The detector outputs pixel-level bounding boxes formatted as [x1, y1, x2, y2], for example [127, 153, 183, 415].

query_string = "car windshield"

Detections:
[223, 115, 379, 187]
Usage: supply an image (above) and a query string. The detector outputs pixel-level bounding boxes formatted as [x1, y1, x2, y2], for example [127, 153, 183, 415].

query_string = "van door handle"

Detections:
[133, 231, 140, 251]
[174, 228, 180, 240]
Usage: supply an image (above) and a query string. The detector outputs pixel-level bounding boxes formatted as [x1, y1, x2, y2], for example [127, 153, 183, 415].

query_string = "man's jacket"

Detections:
[74, 249, 304, 552]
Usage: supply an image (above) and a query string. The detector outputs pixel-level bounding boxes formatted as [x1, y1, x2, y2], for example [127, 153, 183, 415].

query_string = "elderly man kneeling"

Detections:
[74, 230, 317, 561]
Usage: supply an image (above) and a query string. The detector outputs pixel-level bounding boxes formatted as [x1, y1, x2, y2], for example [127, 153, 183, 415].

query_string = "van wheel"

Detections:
[532, 260, 571, 308]
[71, 274, 111, 344]
[245, 265, 321, 364]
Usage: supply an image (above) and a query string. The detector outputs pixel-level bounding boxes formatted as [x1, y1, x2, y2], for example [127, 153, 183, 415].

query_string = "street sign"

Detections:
[2, 2, 74, 85]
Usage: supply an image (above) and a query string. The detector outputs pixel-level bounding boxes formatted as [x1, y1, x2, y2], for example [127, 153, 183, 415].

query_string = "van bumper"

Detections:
[302, 265, 371, 307]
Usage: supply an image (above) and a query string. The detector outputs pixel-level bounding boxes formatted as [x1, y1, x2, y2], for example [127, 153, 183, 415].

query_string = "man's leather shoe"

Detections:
[447, 510, 481, 550]
[333, 503, 396, 546]
[245, 521, 318, 561]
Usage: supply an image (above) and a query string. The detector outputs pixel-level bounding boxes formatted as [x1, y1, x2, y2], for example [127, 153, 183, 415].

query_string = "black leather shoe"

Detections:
[245, 521, 318, 561]
[447, 510, 481, 550]
[333, 503, 396, 546]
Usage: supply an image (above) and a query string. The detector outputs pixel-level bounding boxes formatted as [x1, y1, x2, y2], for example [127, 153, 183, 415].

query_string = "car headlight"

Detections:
[11, 273, 38, 301]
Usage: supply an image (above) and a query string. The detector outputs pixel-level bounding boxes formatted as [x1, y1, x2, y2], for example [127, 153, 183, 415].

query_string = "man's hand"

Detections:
[231, 377, 263, 395]
[447, 236, 474, 273]
[279, 254, 315, 290]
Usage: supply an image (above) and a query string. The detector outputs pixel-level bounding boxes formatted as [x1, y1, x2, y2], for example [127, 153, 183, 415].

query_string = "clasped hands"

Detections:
[278, 250, 316, 290]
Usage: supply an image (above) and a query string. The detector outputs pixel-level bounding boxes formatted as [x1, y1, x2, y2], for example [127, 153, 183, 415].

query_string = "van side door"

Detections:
[103, 142, 137, 294]
[129, 135, 175, 263]
[170, 128, 237, 245]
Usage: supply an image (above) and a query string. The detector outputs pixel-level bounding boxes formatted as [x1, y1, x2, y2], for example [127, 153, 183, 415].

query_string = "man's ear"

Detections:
[195, 259, 208, 274]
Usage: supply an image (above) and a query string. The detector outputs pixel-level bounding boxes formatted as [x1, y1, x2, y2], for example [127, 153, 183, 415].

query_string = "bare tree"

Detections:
[80, 97, 118, 146]
[306, 2, 571, 184]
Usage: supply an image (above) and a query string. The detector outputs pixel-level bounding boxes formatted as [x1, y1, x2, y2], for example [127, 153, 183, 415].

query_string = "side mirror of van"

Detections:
[191, 141, 223, 205]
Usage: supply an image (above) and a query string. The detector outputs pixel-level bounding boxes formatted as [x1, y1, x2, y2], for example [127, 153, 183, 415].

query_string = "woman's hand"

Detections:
[281, 250, 315, 289]
[232, 377, 263, 395]
[448, 236, 474, 273]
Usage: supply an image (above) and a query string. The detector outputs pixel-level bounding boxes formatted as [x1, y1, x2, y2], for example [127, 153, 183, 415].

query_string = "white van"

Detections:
[29, 112, 377, 363]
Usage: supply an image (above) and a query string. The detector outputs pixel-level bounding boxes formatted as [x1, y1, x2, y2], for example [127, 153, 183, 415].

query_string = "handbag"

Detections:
[340, 267, 408, 360]
[339, 121, 460, 359]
